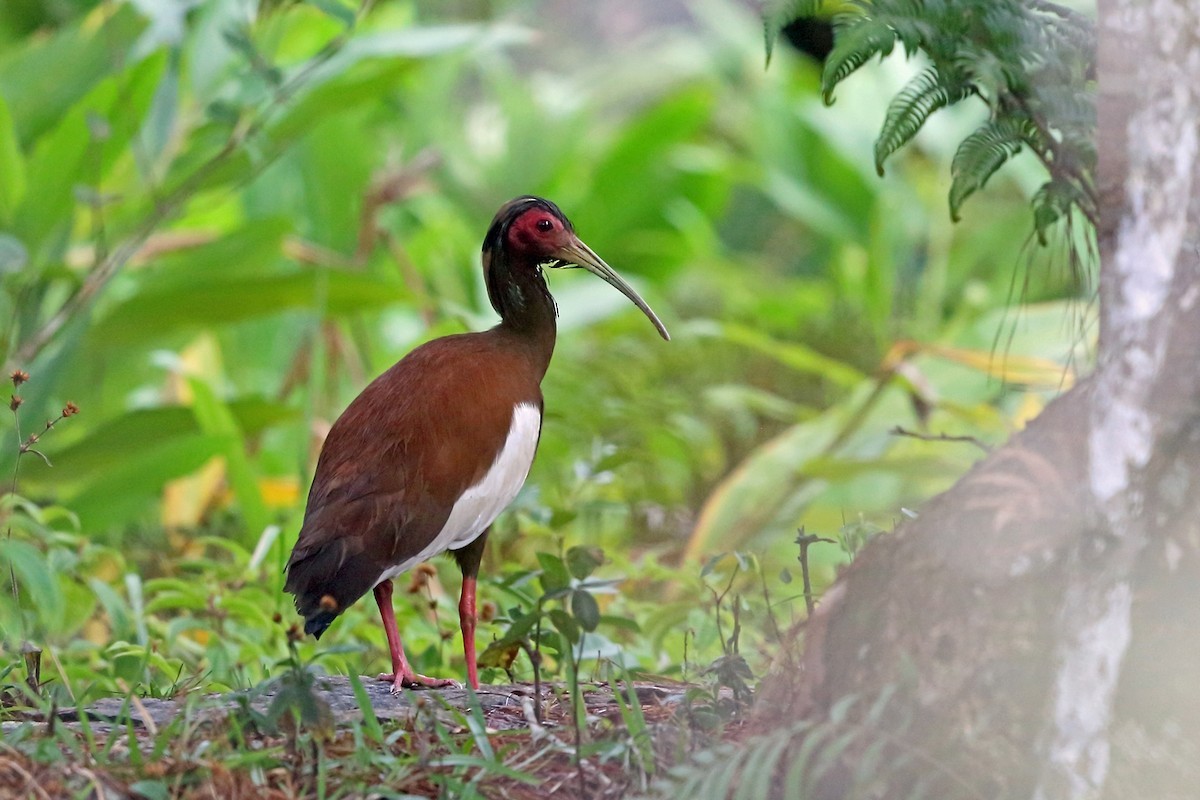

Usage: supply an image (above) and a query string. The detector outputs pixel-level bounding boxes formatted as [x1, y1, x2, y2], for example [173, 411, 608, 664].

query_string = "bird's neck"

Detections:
[488, 257, 557, 376]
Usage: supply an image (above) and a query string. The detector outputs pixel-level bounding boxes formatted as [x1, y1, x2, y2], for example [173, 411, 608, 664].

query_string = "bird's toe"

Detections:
[377, 671, 458, 692]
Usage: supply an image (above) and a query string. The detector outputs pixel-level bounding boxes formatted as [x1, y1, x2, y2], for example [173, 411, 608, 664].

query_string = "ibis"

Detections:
[284, 196, 669, 689]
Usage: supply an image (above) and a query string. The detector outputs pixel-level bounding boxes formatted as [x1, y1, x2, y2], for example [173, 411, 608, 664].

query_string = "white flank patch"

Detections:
[377, 402, 541, 584]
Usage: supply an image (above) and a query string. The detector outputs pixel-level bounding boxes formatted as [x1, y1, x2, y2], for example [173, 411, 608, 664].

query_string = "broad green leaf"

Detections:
[266, 58, 415, 146]
[565, 545, 604, 581]
[186, 377, 269, 540]
[13, 49, 166, 259]
[25, 400, 295, 495]
[61, 433, 227, 531]
[88, 578, 133, 641]
[0, 538, 64, 634]
[122, 219, 291, 293]
[0, 4, 145, 144]
[688, 319, 866, 388]
[548, 608, 579, 644]
[686, 408, 844, 561]
[536, 552, 570, 594]
[308, 0, 358, 28]
[0, 95, 25, 220]
[477, 639, 521, 670]
[763, 169, 861, 242]
[570, 590, 601, 632]
[576, 87, 716, 255]
[90, 269, 408, 348]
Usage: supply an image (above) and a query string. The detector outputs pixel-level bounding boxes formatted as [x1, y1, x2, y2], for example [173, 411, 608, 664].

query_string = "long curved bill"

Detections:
[553, 237, 671, 341]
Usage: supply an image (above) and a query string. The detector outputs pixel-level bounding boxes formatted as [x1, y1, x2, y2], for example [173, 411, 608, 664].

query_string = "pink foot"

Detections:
[377, 671, 458, 691]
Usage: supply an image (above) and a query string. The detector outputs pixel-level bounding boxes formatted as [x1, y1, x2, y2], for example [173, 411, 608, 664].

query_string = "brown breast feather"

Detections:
[284, 330, 543, 635]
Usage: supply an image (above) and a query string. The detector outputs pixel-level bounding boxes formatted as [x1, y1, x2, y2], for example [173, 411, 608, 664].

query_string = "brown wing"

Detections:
[284, 330, 542, 636]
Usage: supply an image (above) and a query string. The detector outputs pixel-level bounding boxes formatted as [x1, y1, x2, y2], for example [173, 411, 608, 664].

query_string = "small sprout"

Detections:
[63, 401, 79, 417]
[286, 623, 304, 644]
[272, 612, 283, 624]
[9, 395, 21, 411]
[10, 370, 28, 386]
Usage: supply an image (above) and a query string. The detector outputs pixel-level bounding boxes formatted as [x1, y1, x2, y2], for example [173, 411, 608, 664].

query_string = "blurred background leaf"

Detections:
[0, 0, 1094, 699]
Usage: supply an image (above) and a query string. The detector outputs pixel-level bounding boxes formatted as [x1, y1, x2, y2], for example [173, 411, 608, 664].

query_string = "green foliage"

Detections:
[875, 65, 973, 176]
[761, 0, 825, 64]
[0, 7, 1094, 784]
[777, 0, 1096, 237]
[480, 545, 617, 682]
[949, 116, 1038, 221]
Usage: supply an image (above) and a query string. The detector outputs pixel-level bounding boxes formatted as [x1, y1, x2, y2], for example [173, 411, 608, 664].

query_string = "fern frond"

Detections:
[821, 16, 900, 103]
[763, 0, 825, 64]
[1031, 179, 1082, 244]
[648, 719, 816, 800]
[949, 117, 1034, 220]
[875, 66, 973, 175]
[877, 0, 937, 56]
[768, 0, 1096, 239]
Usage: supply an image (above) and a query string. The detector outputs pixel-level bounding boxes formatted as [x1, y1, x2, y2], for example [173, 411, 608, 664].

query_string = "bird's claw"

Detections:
[377, 672, 459, 692]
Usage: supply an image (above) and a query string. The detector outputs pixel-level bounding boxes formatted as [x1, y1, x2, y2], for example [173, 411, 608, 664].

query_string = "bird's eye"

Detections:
[536, 218, 554, 233]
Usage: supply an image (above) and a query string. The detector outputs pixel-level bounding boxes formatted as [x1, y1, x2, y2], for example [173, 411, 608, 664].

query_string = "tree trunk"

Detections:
[760, 3, 1200, 797]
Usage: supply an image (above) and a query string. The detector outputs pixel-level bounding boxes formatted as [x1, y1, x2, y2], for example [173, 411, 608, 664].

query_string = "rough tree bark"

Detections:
[759, 3, 1200, 798]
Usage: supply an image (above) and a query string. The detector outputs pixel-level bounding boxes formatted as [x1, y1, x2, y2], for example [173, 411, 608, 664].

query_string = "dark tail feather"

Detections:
[304, 611, 337, 639]
[284, 538, 382, 640]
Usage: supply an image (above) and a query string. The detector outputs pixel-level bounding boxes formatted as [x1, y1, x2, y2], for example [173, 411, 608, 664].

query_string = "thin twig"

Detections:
[889, 425, 992, 453]
[757, 564, 785, 647]
[7, 412, 22, 606]
[571, 618, 588, 799]
[796, 529, 835, 617]
[516, 638, 543, 726]
[705, 564, 740, 657]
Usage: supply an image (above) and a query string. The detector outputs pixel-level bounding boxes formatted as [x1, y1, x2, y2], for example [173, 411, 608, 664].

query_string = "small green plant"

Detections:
[2, 368, 81, 700]
[698, 552, 755, 711]
[479, 543, 622, 794]
[480, 544, 617, 695]
[836, 514, 884, 560]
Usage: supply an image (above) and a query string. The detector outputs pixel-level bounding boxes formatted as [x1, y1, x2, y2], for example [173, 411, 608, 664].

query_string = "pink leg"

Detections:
[373, 581, 456, 691]
[459, 576, 479, 690]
